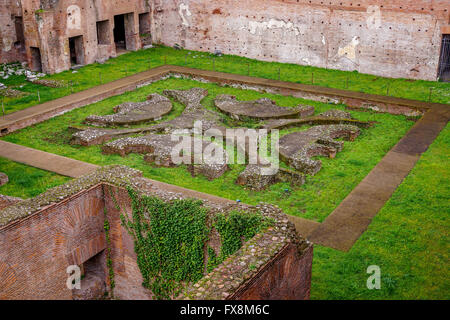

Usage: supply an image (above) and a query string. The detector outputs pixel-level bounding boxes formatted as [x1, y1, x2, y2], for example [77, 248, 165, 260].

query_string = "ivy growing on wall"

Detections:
[103, 208, 115, 298]
[116, 187, 269, 300]
[121, 188, 210, 300]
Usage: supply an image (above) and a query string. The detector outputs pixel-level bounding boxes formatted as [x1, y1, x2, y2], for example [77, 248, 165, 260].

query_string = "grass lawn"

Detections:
[0, 157, 70, 199]
[1, 45, 449, 115]
[311, 124, 449, 299]
[1, 77, 413, 222]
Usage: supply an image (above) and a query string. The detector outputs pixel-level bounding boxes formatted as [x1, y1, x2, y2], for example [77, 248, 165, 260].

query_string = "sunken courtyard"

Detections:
[0, 0, 449, 303]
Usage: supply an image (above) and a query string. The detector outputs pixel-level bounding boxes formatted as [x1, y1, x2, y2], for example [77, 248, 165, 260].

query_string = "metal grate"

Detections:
[437, 35, 450, 82]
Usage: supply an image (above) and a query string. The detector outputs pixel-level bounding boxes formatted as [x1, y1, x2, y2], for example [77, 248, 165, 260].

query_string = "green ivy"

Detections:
[206, 246, 219, 273]
[122, 188, 210, 300]
[213, 210, 269, 264]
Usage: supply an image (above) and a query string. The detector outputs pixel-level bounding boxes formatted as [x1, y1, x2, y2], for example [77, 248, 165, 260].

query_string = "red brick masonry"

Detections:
[0, 170, 312, 300]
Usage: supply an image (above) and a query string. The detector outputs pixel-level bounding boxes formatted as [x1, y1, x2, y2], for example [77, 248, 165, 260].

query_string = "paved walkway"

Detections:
[0, 66, 448, 251]
[0, 140, 98, 178]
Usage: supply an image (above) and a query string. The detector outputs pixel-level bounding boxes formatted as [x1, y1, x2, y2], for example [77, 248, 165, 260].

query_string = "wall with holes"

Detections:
[151, 0, 450, 80]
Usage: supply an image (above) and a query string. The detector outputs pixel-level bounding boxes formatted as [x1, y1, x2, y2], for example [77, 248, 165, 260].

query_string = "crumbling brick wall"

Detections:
[11, 0, 151, 73]
[0, 1, 26, 64]
[151, 0, 450, 80]
[0, 169, 313, 300]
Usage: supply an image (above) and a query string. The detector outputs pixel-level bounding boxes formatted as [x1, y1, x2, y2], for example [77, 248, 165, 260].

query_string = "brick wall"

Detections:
[230, 245, 313, 300]
[0, 185, 106, 300]
[0, 1, 26, 64]
[151, 0, 450, 80]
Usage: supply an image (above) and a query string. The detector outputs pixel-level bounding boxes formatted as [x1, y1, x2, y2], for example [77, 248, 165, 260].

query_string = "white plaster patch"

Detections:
[179, 3, 192, 27]
[366, 5, 382, 30]
[2, 38, 13, 52]
[248, 19, 301, 36]
[322, 35, 326, 45]
[338, 36, 360, 61]
[67, 5, 81, 30]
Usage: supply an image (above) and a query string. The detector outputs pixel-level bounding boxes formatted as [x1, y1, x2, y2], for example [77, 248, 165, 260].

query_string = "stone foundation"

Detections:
[0, 166, 313, 300]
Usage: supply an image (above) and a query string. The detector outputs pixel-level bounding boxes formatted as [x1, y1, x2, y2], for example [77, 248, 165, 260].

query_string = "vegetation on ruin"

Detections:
[214, 210, 265, 259]
[118, 187, 266, 300]
[0, 45, 449, 116]
[0, 157, 69, 198]
[312, 124, 450, 299]
[0, 78, 447, 300]
[1, 78, 414, 222]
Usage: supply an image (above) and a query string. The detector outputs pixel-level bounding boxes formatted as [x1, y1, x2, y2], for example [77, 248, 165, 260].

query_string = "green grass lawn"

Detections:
[1, 45, 449, 115]
[0, 157, 69, 198]
[1, 77, 413, 222]
[0, 76, 447, 300]
[311, 124, 449, 299]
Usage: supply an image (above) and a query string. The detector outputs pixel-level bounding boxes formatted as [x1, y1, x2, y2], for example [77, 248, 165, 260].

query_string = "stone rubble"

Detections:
[214, 94, 313, 120]
[236, 164, 305, 191]
[85, 93, 173, 126]
[0, 172, 9, 186]
[70, 88, 370, 188]
[103, 134, 229, 180]
[279, 124, 361, 175]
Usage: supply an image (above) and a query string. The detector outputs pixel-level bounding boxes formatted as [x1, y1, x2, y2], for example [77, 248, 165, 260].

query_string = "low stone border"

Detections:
[0, 165, 312, 300]
[1, 65, 447, 136]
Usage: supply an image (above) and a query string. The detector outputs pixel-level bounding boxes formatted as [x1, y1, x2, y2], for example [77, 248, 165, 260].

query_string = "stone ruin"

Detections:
[235, 165, 305, 191]
[85, 94, 173, 126]
[0, 194, 22, 211]
[214, 94, 315, 120]
[71, 87, 372, 189]
[103, 134, 229, 180]
[71, 88, 225, 145]
[279, 124, 361, 175]
[0, 172, 8, 186]
[0, 165, 313, 300]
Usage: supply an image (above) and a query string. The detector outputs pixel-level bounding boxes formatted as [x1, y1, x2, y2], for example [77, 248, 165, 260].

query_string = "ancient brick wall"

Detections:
[0, 177, 313, 300]
[102, 185, 155, 300]
[0, 185, 106, 300]
[0, 1, 26, 64]
[15, 0, 151, 73]
[151, 0, 450, 80]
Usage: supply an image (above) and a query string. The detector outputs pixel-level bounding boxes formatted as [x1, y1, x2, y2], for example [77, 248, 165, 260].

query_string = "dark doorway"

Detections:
[30, 47, 42, 72]
[69, 36, 85, 66]
[438, 34, 450, 82]
[114, 14, 126, 50]
[14, 16, 25, 52]
[72, 250, 107, 300]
